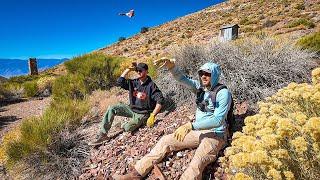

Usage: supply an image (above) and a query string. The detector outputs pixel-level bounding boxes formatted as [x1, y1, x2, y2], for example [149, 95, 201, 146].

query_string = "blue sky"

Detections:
[0, 0, 224, 59]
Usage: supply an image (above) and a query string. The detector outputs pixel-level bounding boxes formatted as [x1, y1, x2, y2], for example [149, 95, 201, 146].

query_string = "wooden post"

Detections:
[28, 58, 38, 75]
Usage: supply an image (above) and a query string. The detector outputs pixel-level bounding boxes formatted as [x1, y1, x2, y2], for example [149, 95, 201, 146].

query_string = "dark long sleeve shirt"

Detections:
[117, 76, 164, 114]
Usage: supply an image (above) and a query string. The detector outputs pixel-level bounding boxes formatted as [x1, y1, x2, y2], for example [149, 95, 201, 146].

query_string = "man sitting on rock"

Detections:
[113, 58, 232, 179]
[90, 62, 164, 146]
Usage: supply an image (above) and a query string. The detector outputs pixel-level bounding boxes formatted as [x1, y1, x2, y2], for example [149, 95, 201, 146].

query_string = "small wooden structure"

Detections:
[219, 24, 240, 42]
[28, 58, 38, 75]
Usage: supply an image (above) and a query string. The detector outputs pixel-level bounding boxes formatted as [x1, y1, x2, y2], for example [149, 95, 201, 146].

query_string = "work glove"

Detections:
[128, 65, 136, 71]
[146, 113, 156, 127]
[174, 122, 193, 142]
[154, 57, 176, 70]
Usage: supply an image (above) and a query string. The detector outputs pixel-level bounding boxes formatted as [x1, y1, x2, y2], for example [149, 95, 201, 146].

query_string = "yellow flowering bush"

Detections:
[0, 126, 21, 164]
[37, 76, 56, 93]
[221, 67, 320, 180]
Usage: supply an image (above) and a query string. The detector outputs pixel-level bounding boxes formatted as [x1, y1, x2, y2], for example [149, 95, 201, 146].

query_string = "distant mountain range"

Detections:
[0, 58, 69, 78]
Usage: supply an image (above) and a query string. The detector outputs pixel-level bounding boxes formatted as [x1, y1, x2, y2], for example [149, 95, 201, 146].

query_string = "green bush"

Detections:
[8, 75, 39, 84]
[2, 73, 56, 98]
[118, 37, 126, 42]
[0, 85, 8, 99]
[52, 74, 87, 101]
[262, 19, 277, 28]
[140, 27, 149, 33]
[6, 99, 89, 164]
[295, 3, 305, 10]
[147, 59, 157, 78]
[297, 31, 320, 53]
[64, 53, 125, 92]
[287, 18, 315, 29]
[23, 81, 38, 97]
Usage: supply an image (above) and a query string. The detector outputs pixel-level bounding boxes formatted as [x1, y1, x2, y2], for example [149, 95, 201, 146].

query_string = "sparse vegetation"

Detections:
[263, 19, 278, 28]
[64, 53, 126, 92]
[286, 18, 315, 29]
[295, 3, 305, 10]
[157, 37, 317, 107]
[23, 81, 38, 97]
[218, 68, 320, 179]
[0, 53, 129, 178]
[297, 31, 320, 54]
[140, 27, 149, 33]
[118, 37, 126, 42]
[0, 73, 57, 98]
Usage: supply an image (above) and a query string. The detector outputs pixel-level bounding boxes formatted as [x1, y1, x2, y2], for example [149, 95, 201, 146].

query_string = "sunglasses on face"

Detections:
[199, 71, 211, 77]
[136, 69, 144, 73]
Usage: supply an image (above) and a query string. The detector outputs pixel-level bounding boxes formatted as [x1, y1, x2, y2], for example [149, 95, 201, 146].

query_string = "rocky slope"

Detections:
[97, 0, 320, 61]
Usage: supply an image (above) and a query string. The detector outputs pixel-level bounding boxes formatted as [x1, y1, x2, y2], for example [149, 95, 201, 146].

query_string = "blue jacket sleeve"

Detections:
[192, 89, 231, 129]
[169, 66, 200, 93]
[116, 77, 130, 90]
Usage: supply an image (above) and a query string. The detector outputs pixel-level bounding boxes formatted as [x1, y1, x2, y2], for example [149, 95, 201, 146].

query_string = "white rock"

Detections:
[177, 152, 183, 158]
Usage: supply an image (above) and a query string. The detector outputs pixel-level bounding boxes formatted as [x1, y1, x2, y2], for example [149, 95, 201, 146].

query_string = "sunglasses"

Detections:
[136, 69, 144, 73]
[199, 71, 211, 77]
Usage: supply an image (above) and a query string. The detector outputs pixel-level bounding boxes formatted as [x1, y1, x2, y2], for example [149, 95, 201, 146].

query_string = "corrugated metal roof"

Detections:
[220, 24, 239, 29]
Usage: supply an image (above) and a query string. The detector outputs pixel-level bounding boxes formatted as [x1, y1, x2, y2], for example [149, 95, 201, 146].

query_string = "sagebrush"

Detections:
[156, 36, 317, 109]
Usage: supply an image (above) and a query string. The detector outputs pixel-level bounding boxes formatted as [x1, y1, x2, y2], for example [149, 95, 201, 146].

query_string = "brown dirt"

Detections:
[0, 97, 51, 141]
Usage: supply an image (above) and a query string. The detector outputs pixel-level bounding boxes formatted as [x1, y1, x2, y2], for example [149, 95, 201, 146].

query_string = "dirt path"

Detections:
[0, 97, 51, 140]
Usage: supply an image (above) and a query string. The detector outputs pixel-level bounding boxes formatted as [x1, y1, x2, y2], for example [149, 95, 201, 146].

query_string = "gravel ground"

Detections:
[0, 97, 51, 141]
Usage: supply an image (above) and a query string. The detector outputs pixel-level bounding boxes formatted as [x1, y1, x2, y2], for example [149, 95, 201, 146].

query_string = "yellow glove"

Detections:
[174, 122, 193, 142]
[154, 57, 176, 70]
[147, 113, 156, 127]
[128, 65, 136, 71]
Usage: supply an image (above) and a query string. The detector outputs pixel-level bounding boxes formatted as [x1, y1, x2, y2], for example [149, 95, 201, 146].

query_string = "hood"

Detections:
[198, 62, 221, 89]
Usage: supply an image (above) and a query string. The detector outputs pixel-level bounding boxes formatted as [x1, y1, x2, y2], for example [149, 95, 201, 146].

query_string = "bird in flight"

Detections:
[119, 9, 134, 18]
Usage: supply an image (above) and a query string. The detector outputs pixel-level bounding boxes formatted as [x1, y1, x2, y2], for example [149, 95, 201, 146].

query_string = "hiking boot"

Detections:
[112, 169, 142, 180]
[88, 133, 109, 146]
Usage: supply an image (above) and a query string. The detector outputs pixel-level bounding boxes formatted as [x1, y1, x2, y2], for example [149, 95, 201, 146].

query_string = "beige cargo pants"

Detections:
[135, 130, 226, 180]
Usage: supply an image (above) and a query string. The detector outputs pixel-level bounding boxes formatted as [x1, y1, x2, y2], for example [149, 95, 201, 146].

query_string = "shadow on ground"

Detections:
[0, 115, 20, 130]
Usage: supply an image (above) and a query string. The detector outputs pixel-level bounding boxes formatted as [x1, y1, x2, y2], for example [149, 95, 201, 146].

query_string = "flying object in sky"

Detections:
[118, 9, 134, 18]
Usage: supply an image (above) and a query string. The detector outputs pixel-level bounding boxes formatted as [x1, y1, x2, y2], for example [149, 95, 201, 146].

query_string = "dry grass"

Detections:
[89, 87, 127, 117]
[156, 36, 318, 110]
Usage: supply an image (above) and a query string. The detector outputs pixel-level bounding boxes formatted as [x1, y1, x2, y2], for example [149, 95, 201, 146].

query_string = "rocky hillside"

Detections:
[97, 0, 320, 60]
[0, 76, 7, 83]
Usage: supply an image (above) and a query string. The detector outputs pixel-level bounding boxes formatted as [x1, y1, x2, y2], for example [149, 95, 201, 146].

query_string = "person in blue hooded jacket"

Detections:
[113, 57, 232, 180]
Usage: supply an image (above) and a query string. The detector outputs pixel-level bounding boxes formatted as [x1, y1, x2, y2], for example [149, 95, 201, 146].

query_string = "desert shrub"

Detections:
[36, 76, 56, 96]
[52, 74, 87, 101]
[118, 37, 126, 42]
[2, 73, 56, 98]
[140, 27, 149, 33]
[157, 37, 317, 107]
[297, 31, 320, 54]
[263, 19, 278, 28]
[64, 53, 124, 92]
[0, 84, 9, 99]
[23, 81, 38, 97]
[242, 27, 254, 33]
[146, 58, 157, 78]
[295, 3, 305, 10]
[1, 82, 23, 98]
[286, 18, 315, 29]
[218, 67, 320, 180]
[7, 74, 39, 84]
[4, 99, 89, 165]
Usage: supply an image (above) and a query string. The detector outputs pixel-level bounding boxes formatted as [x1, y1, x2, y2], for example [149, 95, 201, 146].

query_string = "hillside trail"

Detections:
[0, 97, 51, 142]
[79, 89, 223, 180]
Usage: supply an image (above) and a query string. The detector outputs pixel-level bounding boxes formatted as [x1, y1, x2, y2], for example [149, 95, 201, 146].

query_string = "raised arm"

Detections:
[116, 66, 135, 90]
[192, 89, 232, 129]
[154, 57, 200, 93]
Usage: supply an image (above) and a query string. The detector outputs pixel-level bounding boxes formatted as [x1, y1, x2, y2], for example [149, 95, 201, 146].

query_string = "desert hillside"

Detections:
[0, 0, 319, 179]
[98, 0, 320, 60]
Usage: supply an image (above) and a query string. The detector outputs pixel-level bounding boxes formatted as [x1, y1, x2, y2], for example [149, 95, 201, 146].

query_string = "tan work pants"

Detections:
[135, 130, 226, 180]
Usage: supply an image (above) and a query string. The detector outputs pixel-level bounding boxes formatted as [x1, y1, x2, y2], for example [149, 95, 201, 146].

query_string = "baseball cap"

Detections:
[136, 63, 148, 71]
